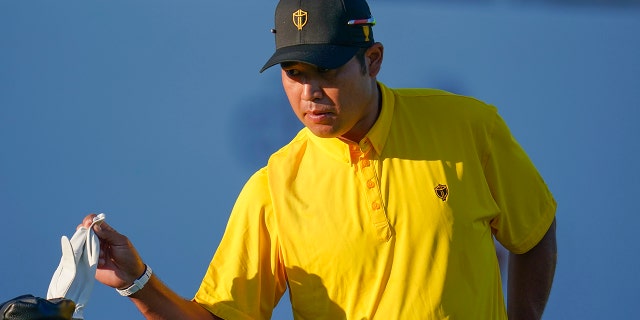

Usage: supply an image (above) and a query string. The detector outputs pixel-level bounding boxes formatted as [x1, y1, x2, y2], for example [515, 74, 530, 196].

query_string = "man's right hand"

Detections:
[79, 214, 219, 319]
[80, 214, 146, 291]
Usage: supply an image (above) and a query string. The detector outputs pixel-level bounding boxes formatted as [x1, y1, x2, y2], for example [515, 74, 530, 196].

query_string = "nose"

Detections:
[301, 80, 323, 102]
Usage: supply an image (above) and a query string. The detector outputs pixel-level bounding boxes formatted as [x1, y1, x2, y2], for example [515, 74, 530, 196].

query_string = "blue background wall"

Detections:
[2, 1, 639, 319]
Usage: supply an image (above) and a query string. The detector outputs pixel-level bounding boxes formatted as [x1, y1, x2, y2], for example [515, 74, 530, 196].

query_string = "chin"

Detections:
[307, 127, 341, 139]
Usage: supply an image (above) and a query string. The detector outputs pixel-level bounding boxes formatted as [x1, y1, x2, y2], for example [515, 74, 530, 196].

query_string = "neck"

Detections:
[340, 83, 381, 143]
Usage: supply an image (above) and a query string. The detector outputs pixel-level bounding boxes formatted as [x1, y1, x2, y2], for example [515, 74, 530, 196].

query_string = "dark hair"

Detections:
[354, 46, 370, 75]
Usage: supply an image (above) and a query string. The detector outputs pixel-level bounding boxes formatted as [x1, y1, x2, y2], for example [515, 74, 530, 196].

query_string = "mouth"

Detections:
[305, 109, 335, 123]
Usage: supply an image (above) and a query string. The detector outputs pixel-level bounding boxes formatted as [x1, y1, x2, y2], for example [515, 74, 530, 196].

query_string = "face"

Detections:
[280, 44, 383, 142]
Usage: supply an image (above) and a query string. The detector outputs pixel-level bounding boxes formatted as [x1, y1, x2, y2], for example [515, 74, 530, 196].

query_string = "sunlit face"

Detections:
[280, 46, 382, 142]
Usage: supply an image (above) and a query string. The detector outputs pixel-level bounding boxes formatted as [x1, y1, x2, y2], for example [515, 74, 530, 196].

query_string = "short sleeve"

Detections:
[193, 168, 287, 320]
[484, 113, 557, 254]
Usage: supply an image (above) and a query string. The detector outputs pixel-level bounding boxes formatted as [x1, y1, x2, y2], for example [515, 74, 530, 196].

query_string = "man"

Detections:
[80, 0, 557, 318]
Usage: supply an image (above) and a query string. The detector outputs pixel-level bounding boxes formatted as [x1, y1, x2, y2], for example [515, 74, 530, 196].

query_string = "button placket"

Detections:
[357, 142, 392, 241]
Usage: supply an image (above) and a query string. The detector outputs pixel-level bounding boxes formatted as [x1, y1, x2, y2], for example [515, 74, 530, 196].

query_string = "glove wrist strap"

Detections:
[116, 264, 152, 297]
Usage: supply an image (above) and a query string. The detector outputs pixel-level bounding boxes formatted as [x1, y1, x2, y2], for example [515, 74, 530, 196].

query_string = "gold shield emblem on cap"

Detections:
[293, 9, 308, 30]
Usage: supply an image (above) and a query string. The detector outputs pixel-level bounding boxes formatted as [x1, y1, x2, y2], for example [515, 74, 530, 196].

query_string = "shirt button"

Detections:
[367, 180, 375, 188]
[362, 160, 370, 167]
[372, 202, 380, 210]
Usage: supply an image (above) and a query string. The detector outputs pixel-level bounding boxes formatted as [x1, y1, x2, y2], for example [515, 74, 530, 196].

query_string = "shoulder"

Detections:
[239, 166, 270, 200]
[394, 88, 496, 115]
[383, 86, 499, 131]
[267, 128, 312, 165]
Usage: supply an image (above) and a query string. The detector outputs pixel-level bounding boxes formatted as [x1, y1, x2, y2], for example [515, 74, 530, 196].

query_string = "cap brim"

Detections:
[260, 44, 360, 73]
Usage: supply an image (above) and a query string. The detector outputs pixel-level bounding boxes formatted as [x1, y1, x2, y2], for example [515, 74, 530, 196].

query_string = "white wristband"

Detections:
[116, 265, 152, 297]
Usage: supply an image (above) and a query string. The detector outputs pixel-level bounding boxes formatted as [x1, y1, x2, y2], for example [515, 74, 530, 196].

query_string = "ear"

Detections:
[366, 42, 384, 77]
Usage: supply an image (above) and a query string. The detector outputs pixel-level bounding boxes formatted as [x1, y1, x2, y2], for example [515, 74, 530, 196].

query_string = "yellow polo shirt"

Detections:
[194, 82, 556, 319]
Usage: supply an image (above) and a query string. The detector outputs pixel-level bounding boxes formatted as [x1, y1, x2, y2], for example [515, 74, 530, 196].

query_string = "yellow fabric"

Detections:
[194, 82, 556, 319]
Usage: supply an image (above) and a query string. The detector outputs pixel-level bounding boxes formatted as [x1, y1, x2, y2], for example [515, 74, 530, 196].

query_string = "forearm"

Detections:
[85, 216, 222, 319]
[128, 275, 220, 320]
[507, 218, 557, 320]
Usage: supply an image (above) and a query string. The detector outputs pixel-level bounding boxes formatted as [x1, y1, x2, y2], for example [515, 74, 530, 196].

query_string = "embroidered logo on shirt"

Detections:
[435, 184, 449, 201]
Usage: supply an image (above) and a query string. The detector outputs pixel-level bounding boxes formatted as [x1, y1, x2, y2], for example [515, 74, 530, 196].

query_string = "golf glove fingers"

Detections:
[47, 214, 105, 319]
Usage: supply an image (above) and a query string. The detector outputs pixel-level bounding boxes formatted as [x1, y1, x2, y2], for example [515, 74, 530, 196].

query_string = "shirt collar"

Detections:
[365, 82, 394, 156]
[307, 82, 395, 163]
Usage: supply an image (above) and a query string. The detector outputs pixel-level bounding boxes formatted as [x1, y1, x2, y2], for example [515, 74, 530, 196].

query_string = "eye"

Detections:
[284, 68, 300, 77]
[317, 67, 330, 73]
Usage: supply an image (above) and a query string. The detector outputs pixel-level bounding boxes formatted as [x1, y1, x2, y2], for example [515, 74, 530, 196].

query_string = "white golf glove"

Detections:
[47, 213, 106, 320]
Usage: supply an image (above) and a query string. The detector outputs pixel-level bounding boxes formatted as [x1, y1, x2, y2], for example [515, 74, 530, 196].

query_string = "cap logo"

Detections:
[363, 26, 371, 41]
[292, 9, 308, 31]
[434, 184, 449, 201]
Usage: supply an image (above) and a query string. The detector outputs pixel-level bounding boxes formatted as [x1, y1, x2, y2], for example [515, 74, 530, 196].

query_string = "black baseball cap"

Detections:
[260, 0, 376, 73]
